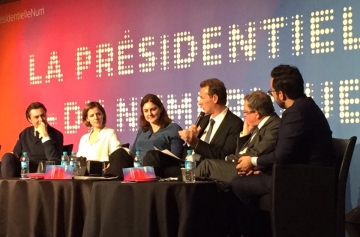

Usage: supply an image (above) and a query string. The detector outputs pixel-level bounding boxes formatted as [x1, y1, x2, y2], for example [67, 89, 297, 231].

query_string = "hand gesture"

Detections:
[242, 119, 255, 136]
[178, 124, 200, 147]
[37, 121, 48, 139]
[236, 155, 254, 175]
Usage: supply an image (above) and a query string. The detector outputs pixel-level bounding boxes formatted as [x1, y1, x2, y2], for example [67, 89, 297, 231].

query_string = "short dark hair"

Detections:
[26, 102, 47, 119]
[139, 94, 172, 132]
[271, 64, 305, 100]
[200, 78, 227, 105]
[82, 102, 107, 127]
[245, 91, 274, 116]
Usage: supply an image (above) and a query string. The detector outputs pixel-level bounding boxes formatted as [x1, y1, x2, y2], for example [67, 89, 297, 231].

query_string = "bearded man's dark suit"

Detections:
[194, 110, 243, 160]
[195, 113, 280, 184]
[1, 125, 63, 178]
[232, 96, 334, 198]
[231, 96, 334, 237]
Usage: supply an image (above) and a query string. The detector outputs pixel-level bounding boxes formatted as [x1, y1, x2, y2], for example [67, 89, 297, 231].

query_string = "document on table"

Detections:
[73, 176, 118, 180]
[154, 146, 182, 160]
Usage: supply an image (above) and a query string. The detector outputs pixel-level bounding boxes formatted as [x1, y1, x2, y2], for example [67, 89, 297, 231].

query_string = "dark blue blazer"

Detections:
[257, 96, 334, 172]
[13, 125, 63, 163]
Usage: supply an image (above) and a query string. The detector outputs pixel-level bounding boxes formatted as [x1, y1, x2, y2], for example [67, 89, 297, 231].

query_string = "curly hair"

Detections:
[271, 64, 305, 100]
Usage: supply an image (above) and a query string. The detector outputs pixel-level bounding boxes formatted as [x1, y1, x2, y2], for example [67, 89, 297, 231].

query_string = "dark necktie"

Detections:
[239, 126, 258, 154]
[249, 126, 259, 143]
[204, 119, 215, 143]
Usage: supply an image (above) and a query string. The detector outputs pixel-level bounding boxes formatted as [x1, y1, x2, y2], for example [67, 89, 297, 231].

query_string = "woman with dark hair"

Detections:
[77, 102, 132, 176]
[131, 94, 183, 177]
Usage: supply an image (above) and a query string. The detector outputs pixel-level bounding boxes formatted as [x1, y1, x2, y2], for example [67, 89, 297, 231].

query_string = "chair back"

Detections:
[333, 136, 357, 237]
[36, 144, 74, 172]
[268, 136, 357, 237]
[63, 144, 74, 155]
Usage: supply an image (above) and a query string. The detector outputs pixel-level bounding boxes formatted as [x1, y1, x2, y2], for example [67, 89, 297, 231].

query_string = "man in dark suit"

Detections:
[179, 78, 243, 161]
[231, 65, 334, 237]
[195, 91, 280, 184]
[142, 78, 242, 178]
[1, 102, 63, 178]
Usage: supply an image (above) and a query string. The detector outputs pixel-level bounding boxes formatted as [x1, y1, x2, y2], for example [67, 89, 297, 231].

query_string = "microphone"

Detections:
[195, 111, 205, 127]
[225, 154, 239, 163]
[183, 112, 205, 147]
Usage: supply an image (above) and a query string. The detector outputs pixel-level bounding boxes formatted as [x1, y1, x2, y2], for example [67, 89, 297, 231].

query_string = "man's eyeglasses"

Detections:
[243, 110, 255, 115]
[267, 89, 276, 97]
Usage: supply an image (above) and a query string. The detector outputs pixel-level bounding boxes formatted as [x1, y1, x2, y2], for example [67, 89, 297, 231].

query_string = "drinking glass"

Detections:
[73, 159, 82, 176]
[45, 161, 55, 172]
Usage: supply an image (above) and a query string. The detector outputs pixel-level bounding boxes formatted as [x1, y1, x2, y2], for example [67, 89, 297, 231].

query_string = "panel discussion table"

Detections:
[0, 179, 98, 237]
[82, 181, 227, 237]
[0, 179, 229, 237]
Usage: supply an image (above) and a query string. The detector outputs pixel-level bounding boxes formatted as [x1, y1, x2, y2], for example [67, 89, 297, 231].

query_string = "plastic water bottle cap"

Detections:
[187, 150, 192, 154]
[63, 151, 67, 155]
[22, 151, 27, 155]
[136, 151, 140, 155]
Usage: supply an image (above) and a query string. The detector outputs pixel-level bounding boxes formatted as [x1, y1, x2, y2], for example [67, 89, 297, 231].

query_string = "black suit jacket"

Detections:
[194, 113, 280, 183]
[194, 109, 243, 160]
[235, 113, 280, 156]
[257, 96, 334, 172]
[13, 125, 64, 163]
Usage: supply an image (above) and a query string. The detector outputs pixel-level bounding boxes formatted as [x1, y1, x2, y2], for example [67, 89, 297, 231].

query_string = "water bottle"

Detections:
[133, 150, 143, 167]
[184, 150, 196, 183]
[69, 152, 79, 177]
[20, 151, 30, 179]
[61, 151, 69, 167]
[70, 152, 76, 167]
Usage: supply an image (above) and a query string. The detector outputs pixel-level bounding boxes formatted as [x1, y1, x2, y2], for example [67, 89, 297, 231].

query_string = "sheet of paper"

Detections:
[73, 176, 118, 180]
[154, 146, 181, 160]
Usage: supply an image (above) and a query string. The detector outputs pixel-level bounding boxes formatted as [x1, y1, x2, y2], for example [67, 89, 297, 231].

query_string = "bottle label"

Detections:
[186, 154, 195, 162]
[185, 161, 196, 170]
[134, 161, 141, 168]
[21, 160, 27, 169]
